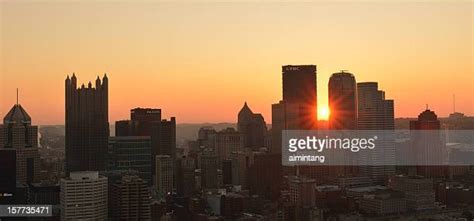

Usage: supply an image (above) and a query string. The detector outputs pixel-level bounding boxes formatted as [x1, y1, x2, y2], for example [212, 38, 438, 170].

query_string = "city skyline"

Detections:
[1, 1, 473, 125]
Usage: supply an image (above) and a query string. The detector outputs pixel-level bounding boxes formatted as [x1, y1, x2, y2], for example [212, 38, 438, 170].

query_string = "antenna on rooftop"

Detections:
[16, 88, 19, 105]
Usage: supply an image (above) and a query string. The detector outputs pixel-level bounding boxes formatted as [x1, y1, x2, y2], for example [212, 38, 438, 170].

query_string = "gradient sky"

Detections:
[1, 1, 472, 125]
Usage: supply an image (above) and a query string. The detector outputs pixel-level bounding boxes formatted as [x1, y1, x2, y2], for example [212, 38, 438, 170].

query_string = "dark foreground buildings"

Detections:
[115, 108, 176, 173]
[65, 74, 109, 173]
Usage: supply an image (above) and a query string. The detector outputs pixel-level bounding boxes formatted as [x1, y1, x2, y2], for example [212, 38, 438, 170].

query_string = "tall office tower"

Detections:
[158, 117, 177, 160]
[237, 102, 267, 150]
[328, 71, 358, 177]
[357, 82, 395, 183]
[176, 156, 196, 197]
[200, 150, 219, 189]
[115, 108, 176, 173]
[272, 65, 317, 153]
[410, 109, 445, 178]
[108, 136, 153, 184]
[328, 71, 357, 129]
[65, 74, 109, 173]
[60, 171, 108, 220]
[0, 102, 40, 184]
[110, 175, 151, 220]
[282, 65, 317, 130]
[155, 155, 174, 196]
[214, 128, 244, 161]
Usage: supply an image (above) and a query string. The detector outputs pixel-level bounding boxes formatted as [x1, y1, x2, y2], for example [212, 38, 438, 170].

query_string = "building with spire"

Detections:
[65, 74, 109, 173]
[237, 102, 267, 150]
[0, 96, 40, 185]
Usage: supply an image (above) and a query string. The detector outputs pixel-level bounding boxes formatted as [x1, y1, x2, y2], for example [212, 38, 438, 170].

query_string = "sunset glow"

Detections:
[318, 106, 330, 121]
[0, 1, 472, 125]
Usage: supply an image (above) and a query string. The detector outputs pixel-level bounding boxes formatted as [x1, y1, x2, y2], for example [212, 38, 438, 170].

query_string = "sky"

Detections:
[1, 0, 472, 125]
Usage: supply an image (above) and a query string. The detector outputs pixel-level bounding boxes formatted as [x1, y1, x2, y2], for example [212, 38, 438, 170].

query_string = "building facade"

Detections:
[237, 102, 267, 150]
[111, 175, 151, 220]
[155, 155, 174, 196]
[60, 171, 108, 220]
[65, 74, 109, 173]
[108, 136, 153, 185]
[0, 102, 40, 184]
[357, 82, 395, 183]
[328, 71, 357, 130]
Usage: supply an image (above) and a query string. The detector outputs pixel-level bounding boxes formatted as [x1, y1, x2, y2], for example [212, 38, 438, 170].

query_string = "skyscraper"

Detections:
[115, 108, 176, 173]
[176, 156, 196, 197]
[0, 101, 40, 184]
[282, 65, 317, 130]
[60, 171, 108, 220]
[155, 155, 174, 196]
[410, 109, 445, 178]
[108, 136, 153, 184]
[357, 82, 394, 130]
[328, 71, 358, 177]
[110, 175, 152, 220]
[65, 74, 109, 173]
[237, 102, 267, 150]
[328, 71, 357, 130]
[272, 65, 317, 153]
[357, 82, 395, 183]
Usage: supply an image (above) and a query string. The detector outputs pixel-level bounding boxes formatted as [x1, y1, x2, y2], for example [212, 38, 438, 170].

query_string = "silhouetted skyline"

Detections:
[1, 1, 472, 124]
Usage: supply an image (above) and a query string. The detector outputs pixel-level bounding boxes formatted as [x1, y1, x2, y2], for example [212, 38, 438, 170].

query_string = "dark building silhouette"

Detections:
[410, 109, 441, 130]
[410, 109, 446, 178]
[328, 71, 357, 130]
[272, 65, 317, 153]
[281, 65, 317, 130]
[176, 156, 196, 197]
[110, 175, 152, 220]
[237, 102, 267, 150]
[328, 71, 358, 177]
[357, 82, 394, 130]
[108, 136, 153, 185]
[116, 108, 176, 173]
[0, 101, 40, 185]
[357, 82, 395, 183]
[248, 153, 282, 200]
[65, 74, 109, 173]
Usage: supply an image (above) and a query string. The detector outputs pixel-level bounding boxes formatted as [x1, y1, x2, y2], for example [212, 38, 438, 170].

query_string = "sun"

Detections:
[318, 106, 330, 120]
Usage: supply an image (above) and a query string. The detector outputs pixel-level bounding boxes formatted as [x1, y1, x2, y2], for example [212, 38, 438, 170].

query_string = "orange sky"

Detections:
[1, 1, 472, 125]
